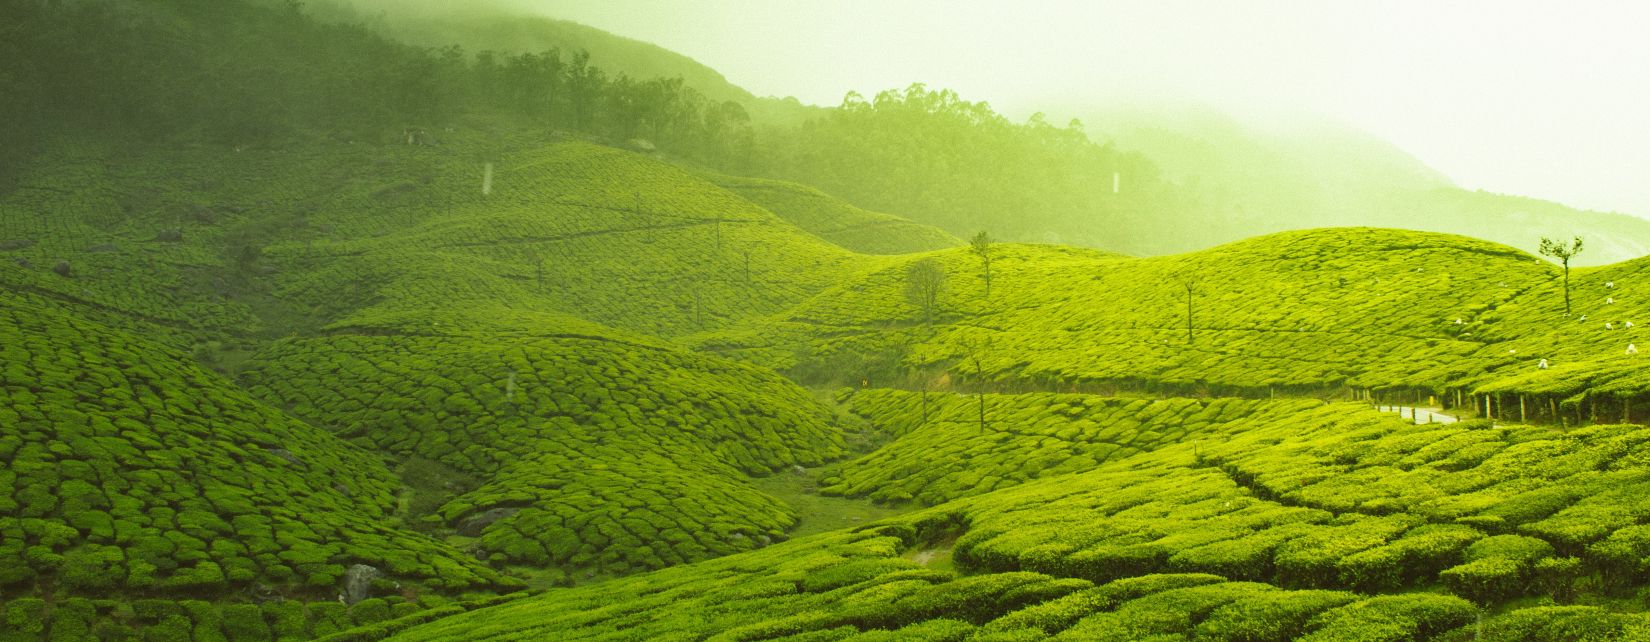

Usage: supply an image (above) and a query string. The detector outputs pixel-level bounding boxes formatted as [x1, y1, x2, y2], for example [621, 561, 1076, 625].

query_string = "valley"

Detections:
[5, 2, 1650, 640]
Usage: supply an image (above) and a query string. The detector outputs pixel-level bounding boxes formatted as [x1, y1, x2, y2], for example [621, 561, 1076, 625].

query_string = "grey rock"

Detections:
[0, 239, 35, 251]
[342, 564, 381, 605]
[154, 228, 184, 242]
[52, 261, 71, 277]
[85, 243, 118, 253]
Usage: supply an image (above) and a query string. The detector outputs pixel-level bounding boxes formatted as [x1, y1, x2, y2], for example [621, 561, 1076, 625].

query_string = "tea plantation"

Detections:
[0, 291, 520, 640]
[240, 332, 846, 578]
[829, 390, 1325, 505]
[706, 173, 963, 255]
[14, 116, 1650, 640]
[383, 401, 1650, 641]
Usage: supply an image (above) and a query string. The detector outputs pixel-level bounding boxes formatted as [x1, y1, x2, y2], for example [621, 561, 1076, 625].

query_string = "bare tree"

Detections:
[1182, 280, 1200, 345]
[904, 258, 948, 322]
[969, 231, 996, 298]
[1538, 236, 1584, 315]
[960, 337, 991, 433]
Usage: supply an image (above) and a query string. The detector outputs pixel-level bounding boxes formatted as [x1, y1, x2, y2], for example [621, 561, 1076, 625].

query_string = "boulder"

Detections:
[154, 228, 184, 242]
[0, 239, 36, 251]
[342, 564, 381, 605]
[52, 261, 71, 277]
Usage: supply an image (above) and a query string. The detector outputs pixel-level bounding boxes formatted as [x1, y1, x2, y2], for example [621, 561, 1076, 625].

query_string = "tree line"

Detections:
[0, 0, 754, 178]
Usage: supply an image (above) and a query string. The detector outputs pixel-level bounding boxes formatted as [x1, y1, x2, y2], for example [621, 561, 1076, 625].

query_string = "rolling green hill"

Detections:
[706, 174, 963, 255]
[14, 1, 1650, 640]
[0, 290, 520, 640]
[383, 401, 1650, 641]
[692, 228, 1548, 393]
[241, 331, 846, 581]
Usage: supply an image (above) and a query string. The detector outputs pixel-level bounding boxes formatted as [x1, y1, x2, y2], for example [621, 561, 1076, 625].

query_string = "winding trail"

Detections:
[1375, 405, 1460, 424]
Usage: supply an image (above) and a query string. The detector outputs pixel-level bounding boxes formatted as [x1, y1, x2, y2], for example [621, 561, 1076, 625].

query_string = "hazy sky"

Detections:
[525, 0, 1650, 216]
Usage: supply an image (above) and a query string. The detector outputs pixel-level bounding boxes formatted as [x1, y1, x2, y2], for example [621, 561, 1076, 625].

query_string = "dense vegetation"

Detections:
[10, 1, 1650, 639]
[386, 403, 1650, 640]
[0, 290, 519, 640]
[243, 333, 844, 580]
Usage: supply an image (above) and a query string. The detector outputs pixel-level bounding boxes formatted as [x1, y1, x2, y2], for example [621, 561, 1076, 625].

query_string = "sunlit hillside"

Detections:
[5, 1, 1650, 641]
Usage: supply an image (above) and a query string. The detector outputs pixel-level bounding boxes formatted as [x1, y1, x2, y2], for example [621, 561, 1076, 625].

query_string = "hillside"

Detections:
[0, 290, 521, 639]
[706, 173, 963, 255]
[386, 402, 1650, 640]
[307, 0, 820, 127]
[12, 1, 1650, 640]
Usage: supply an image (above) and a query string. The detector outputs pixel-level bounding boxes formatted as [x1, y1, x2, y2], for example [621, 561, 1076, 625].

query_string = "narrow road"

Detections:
[1375, 405, 1459, 424]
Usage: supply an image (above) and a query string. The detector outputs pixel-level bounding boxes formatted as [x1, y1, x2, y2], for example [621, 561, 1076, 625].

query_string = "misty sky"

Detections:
[526, 0, 1650, 217]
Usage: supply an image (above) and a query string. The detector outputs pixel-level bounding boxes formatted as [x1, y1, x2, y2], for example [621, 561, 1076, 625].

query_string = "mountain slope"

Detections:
[385, 402, 1650, 640]
[707, 173, 963, 255]
[241, 330, 846, 581]
[692, 227, 1547, 392]
[0, 290, 518, 639]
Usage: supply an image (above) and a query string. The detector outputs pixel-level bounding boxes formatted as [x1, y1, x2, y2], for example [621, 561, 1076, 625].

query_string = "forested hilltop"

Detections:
[7, 1, 1650, 640]
[8, 0, 1644, 261]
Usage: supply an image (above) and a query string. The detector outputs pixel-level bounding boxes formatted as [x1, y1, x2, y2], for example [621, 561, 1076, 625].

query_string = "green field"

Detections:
[9, 2, 1650, 639]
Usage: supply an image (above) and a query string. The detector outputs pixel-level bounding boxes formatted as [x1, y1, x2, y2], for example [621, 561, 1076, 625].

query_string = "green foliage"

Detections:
[708, 173, 961, 255]
[243, 330, 843, 575]
[0, 292, 510, 624]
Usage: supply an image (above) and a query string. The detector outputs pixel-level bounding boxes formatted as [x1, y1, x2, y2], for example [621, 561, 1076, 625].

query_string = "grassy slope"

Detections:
[0, 135, 898, 636]
[388, 401, 1650, 641]
[691, 226, 1650, 413]
[829, 391, 1325, 506]
[706, 173, 963, 255]
[241, 332, 846, 580]
[0, 290, 520, 640]
[12, 79, 1650, 642]
[692, 228, 1543, 389]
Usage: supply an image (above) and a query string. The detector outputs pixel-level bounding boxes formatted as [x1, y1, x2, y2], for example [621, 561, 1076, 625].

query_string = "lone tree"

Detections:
[1182, 279, 1200, 345]
[905, 258, 948, 321]
[959, 337, 991, 433]
[969, 231, 996, 298]
[1538, 236, 1584, 315]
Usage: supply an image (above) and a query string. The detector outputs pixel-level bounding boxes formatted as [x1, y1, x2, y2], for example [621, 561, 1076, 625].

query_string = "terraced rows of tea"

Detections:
[706, 173, 963, 255]
[257, 141, 877, 339]
[240, 332, 846, 581]
[828, 390, 1324, 505]
[0, 291, 521, 639]
[16, 122, 1650, 641]
[386, 402, 1650, 641]
[697, 227, 1650, 410]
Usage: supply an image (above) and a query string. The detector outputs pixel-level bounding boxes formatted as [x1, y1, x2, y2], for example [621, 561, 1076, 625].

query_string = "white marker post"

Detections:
[483, 162, 494, 196]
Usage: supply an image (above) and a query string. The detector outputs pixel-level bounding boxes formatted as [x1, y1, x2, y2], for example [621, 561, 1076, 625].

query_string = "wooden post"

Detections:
[1520, 396, 1527, 423]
